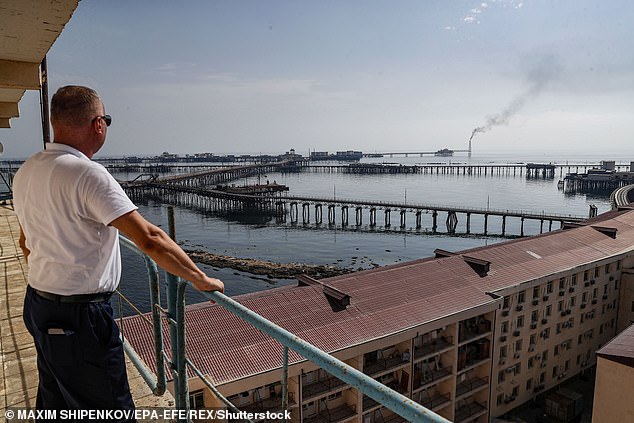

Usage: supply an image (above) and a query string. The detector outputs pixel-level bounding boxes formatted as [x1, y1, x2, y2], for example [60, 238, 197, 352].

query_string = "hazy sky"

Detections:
[3, 0, 634, 158]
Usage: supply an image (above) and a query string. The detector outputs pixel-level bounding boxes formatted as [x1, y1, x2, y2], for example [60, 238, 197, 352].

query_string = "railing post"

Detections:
[165, 214, 190, 421]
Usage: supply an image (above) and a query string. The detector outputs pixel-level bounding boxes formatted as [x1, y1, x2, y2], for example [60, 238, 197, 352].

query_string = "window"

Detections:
[503, 296, 510, 309]
[518, 290, 525, 304]
[531, 310, 538, 322]
[546, 305, 552, 316]
[578, 334, 583, 345]
[530, 334, 536, 346]
[502, 321, 509, 333]
[547, 281, 553, 293]
[605, 263, 610, 274]
[565, 360, 570, 371]
[515, 340, 522, 352]
[571, 274, 577, 286]
[533, 286, 540, 299]
[584, 270, 589, 281]
[617, 260, 621, 270]
[516, 316, 524, 328]
[552, 366, 558, 378]
[556, 324, 561, 335]
[498, 370, 505, 383]
[582, 292, 588, 303]
[554, 345, 559, 356]
[558, 301, 564, 312]
[528, 357, 534, 369]
[540, 372, 546, 384]
[604, 284, 608, 295]
[500, 345, 508, 359]
[526, 378, 533, 391]
[559, 278, 565, 290]
[594, 267, 600, 278]
[189, 390, 205, 410]
[497, 394, 504, 406]
[593, 288, 598, 299]
[512, 386, 519, 397]
[570, 296, 576, 307]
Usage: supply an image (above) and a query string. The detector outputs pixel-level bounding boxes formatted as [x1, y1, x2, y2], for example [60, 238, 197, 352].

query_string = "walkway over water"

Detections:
[0, 203, 175, 421]
[126, 183, 586, 237]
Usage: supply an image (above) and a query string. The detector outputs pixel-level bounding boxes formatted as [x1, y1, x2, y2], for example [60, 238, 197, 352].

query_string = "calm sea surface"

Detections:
[116, 153, 623, 314]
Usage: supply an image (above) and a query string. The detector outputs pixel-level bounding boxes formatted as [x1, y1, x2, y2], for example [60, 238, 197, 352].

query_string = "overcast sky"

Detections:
[3, 0, 634, 158]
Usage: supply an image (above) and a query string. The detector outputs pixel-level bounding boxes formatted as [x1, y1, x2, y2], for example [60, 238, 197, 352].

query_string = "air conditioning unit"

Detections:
[590, 279, 595, 285]
[542, 318, 548, 324]
[499, 359, 506, 365]
[580, 303, 587, 309]
[584, 281, 590, 287]
[529, 345, 535, 352]
[543, 295, 549, 301]
[602, 294, 608, 300]
[559, 290, 565, 297]
[514, 352, 521, 359]
[506, 367, 515, 373]
[609, 276, 614, 281]
[500, 335, 507, 342]
[532, 299, 539, 306]
[516, 305, 523, 311]
[541, 362, 547, 368]
[530, 323, 538, 329]
[569, 287, 575, 293]
[502, 310, 509, 317]
[513, 330, 521, 337]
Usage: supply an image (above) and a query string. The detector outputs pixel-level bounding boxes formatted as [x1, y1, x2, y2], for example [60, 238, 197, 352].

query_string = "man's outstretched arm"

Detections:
[111, 210, 224, 293]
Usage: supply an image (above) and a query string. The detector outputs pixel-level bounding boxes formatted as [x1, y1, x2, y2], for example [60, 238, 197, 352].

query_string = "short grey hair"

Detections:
[51, 86, 102, 127]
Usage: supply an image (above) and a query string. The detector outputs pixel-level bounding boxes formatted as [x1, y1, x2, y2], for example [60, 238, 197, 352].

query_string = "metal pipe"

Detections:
[40, 56, 51, 147]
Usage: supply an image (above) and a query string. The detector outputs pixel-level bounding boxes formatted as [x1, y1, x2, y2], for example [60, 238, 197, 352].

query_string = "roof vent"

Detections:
[591, 225, 617, 239]
[562, 222, 587, 230]
[462, 255, 491, 277]
[434, 248, 457, 258]
[297, 275, 350, 312]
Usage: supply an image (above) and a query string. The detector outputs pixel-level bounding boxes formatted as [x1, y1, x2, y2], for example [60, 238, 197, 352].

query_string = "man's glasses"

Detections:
[93, 115, 112, 127]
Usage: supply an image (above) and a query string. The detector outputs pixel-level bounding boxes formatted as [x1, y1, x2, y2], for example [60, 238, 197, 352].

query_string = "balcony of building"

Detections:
[241, 392, 297, 417]
[414, 335, 454, 362]
[362, 371, 409, 412]
[303, 404, 357, 423]
[302, 374, 348, 402]
[416, 388, 452, 413]
[455, 376, 489, 400]
[454, 400, 488, 423]
[413, 362, 453, 392]
[363, 346, 410, 378]
[457, 339, 490, 372]
[458, 316, 492, 345]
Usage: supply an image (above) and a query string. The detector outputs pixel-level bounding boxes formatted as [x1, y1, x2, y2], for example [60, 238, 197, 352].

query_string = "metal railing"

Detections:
[118, 235, 451, 423]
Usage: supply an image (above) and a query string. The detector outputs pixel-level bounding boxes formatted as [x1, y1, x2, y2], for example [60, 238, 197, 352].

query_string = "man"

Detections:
[13, 86, 224, 415]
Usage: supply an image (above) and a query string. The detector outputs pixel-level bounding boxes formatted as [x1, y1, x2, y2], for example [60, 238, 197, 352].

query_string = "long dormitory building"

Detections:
[124, 208, 634, 423]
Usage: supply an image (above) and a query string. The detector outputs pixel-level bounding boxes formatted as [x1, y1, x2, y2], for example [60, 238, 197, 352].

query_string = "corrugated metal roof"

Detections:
[597, 324, 634, 368]
[121, 209, 634, 386]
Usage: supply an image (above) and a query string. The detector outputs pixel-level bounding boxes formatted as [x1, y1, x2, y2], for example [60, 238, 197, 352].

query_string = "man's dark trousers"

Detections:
[23, 285, 135, 420]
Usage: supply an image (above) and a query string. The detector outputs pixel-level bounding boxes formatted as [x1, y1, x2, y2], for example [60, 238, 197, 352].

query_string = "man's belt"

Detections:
[32, 287, 113, 303]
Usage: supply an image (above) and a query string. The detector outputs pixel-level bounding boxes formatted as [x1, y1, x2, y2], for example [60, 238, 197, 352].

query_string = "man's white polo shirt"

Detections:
[13, 143, 138, 295]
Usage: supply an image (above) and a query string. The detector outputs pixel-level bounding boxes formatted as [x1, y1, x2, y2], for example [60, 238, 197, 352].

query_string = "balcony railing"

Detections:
[455, 377, 488, 399]
[413, 366, 453, 391]
[418, 392, 451, 411]
[364, 356, 409, 377]
[303, 376, 348, 401]
[414, 336, 453, 361]
[304, 404, 357, 423]
[118, 236, 449, 423]
[454, 401, 487, 423]
[459, 319, 491, 344]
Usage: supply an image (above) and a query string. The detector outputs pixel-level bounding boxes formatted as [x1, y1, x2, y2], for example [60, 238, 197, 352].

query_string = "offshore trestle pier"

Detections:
[124, 182, 586, 237]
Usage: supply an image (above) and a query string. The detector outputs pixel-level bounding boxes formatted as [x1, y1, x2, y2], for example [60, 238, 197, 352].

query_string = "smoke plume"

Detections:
[469, 57, 562, 143]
